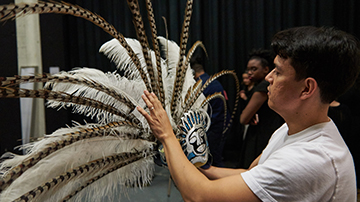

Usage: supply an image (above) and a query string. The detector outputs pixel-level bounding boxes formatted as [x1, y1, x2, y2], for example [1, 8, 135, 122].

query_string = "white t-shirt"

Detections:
[241, 120, 356, 202]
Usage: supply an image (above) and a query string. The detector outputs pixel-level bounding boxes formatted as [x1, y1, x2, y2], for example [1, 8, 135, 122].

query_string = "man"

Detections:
[137, 26, 359, 201]
[190, 55, 230, 167]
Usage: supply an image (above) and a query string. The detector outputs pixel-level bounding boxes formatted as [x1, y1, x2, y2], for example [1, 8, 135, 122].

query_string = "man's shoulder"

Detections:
[262, 121, 353, 176]
[243, 137, 356, 201]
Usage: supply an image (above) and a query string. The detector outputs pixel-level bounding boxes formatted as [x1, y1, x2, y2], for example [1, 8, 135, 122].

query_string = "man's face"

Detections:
[265, 56, 304, 115]
[247, 59, 269, 82]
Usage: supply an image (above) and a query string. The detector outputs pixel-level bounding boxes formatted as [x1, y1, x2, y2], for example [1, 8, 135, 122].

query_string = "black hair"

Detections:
[248, 48, 275, 70]
[190, 55, 204, 73]
[271, 26, 360, 103]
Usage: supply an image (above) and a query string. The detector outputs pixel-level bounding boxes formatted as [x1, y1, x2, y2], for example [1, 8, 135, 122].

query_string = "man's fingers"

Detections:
[137, 106, 152, 121]
[144, 90, 161, 109]
[141, 94, 153, 109]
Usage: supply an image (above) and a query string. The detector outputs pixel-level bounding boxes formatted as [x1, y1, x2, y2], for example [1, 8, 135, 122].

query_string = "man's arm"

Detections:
[200, 154, 261, 180]
[199, 166, 247, 180]
[137, 90, 261, 202]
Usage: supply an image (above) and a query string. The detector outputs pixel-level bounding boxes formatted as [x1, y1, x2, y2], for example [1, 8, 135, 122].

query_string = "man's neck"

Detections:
[195, 71, 205, 79]
[284, 102, 330, 135]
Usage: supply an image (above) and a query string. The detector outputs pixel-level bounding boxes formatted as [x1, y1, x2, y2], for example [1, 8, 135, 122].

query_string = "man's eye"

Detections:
[273, 69, 279, 75]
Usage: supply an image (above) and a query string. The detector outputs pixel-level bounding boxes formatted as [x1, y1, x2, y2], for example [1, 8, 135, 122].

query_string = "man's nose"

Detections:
[265, 71, 273, 83]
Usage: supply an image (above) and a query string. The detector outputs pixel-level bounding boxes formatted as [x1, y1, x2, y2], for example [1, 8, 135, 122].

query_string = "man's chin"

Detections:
[268, 100, 278, 112]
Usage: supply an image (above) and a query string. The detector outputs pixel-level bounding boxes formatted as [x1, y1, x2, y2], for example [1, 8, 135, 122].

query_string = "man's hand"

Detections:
[137, 90, 174, 143]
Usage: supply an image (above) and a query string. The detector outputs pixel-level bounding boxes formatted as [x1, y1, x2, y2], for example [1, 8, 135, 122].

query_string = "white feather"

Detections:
[0, 1, 222, 201]
[157, 36, 180, 73]
[44, 68, 148, 124]
[99, 38, 141, 80]
[0, 129, 154, 202]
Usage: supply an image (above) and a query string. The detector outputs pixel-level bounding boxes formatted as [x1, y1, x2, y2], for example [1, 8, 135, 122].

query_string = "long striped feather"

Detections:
[0, 87, 139, 124]
[0, 74, 51, 87]
[1, 73, 137, 111]
[195, 71, 240, 135]
[185, 40, 208, 69]
[61, 151, 155, 202]
[223, 71, 240, 134]
[188, 71, 240, 134]
[144, 0, 164, 107]
[183, 78, 202, 108]
[126, 0, 156, 94]
[0, 0, 240, 201]
[200, 92, 228, 131]
[170, 0, 194, 118]
[0, 120, 143, 192]
[0, 1, 151, 91]
[12, 151, 154, 202]
[184, 70, 234, 113]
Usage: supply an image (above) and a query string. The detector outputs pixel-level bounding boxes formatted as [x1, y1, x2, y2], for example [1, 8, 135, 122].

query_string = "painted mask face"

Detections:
[179, 109, 210, 167]
[157, 109, 210, 167]
[187, 127, 207, 155]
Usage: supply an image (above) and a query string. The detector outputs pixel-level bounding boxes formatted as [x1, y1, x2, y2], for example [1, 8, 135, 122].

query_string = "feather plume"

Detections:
[184, 70, 235, 113]
[0, 86, 138, 125]
[200, 92, 228, 132]
[0, 136, 154, 202]
[0, 74, 51, 87]
[170, 0, 194, 118]
[0, 120, 144, 192]
[185, 40, 208, 68]
[126, 0, 156, 94]
[223, 71, 240, 134]
[0, 1, 151, 91]
[144, 0, 164, 106]
[184, 79, 202, 107]
[44, 68, 143, 124]
[0, 0, 239, 201]
[1, 71, 138, 112]
[10, 151, 154, 202]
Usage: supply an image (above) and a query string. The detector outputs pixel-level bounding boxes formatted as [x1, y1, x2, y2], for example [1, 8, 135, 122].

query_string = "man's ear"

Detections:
[300, 77, 318, 100]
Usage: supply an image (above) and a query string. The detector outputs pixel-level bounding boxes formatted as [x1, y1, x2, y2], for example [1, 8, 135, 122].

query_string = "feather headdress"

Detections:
[0, 0, 239, 201]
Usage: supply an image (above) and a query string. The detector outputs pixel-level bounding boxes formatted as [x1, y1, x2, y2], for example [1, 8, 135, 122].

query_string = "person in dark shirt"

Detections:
[190, 56, 230, 167]
[239, 49, 284, 168]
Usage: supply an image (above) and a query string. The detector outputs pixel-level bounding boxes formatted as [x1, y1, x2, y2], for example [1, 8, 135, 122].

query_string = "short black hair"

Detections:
[248, 48, 275, 70]
[190, 55, 204, 73]
[271, 26, 360, 103]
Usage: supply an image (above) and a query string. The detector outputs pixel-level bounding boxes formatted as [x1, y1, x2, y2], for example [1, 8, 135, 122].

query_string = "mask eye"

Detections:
[190, 135, 196, 143]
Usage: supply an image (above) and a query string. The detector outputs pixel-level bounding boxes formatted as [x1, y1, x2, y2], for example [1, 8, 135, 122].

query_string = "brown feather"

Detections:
[1, 74, 137, 111]
[61, 150, 154, 201]
[0, 87, 139, 124]
[0, 120, 143, 192]
[126, 0, 156, 94]
[144, 0, 165, 107]
[14, 150, 152, 202]
[170, 0, 194, 118]
[0, 1, 151, 91]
